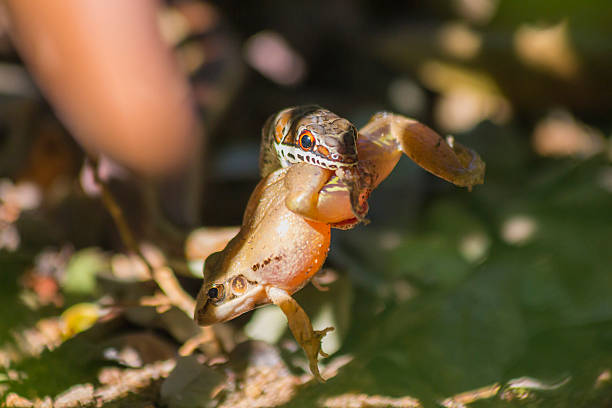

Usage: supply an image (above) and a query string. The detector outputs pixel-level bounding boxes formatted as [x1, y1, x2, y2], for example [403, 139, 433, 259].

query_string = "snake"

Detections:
[259, 105, 369, 222]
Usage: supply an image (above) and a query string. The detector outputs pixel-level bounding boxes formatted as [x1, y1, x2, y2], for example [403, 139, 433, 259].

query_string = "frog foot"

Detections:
[266, 286, 334, 382]
[336, 165, 373, 224]
[349, 185, 370, 224]
[303, 326, 334, 381]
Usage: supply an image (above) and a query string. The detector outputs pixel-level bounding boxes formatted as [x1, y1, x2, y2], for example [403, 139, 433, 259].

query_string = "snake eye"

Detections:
[299, 130, 315, 151]
[207, 284, 225, 303]
[231, 275, 248, 295]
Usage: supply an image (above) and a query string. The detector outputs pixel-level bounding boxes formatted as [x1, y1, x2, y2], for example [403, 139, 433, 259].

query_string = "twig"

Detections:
[89, 157, 221, 356]
[87, 157, 151, 270]
[151, 266, 194, 316]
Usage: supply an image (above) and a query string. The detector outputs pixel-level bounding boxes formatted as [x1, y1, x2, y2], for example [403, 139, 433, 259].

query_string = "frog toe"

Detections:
[304, 326, 334, 382]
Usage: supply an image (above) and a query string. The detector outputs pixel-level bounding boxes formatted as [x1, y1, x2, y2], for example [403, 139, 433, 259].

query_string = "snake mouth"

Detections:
[318, 156, 358, 170]
[338, 156, 358, 165]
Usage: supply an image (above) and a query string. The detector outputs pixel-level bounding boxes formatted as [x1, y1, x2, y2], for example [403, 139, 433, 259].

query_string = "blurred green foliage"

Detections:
[290, 155, 612, 406]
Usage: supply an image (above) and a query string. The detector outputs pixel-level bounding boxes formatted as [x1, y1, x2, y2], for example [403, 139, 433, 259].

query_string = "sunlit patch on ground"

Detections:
[418, 61, 512, 132]
[244, 31, 306, 86]
[452, 0, 499, 24]
[0, 179, 42, 251]
[514, 21, 580, 80]
[322, 393, 422, 408]
[533, 110, 606, 158]
[437, 22, 482, 60]
[501, 215, 537, 245]
[459, 231, 490, 263]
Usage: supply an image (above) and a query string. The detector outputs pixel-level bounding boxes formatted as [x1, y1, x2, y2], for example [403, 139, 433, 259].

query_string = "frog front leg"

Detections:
[281, 163, 341, 222]
[266, 286, 334, 382]
[284, 162, 366, 227]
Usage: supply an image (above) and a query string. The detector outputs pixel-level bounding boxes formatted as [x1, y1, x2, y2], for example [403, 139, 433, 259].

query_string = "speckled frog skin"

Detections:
[195, 164, 333, 327]
[195, 111, 485, 381]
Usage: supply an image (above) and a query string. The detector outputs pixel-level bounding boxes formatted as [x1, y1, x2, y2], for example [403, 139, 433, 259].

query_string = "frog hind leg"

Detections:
[266, 286, 334, 382]
[368, 113, 485, 188]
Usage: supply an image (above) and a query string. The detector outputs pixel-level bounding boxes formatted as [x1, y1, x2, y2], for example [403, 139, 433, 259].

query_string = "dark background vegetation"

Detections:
[1, 0, 612, 406]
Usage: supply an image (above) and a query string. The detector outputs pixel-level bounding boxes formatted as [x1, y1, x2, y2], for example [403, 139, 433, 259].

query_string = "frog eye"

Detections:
[207, 284, 225, 303]
[231, 275, 247, 295]
[298, 130, 315, 151]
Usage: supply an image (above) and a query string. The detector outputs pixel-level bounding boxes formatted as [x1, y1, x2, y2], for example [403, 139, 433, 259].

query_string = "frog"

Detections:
[195, 110, 485, 382]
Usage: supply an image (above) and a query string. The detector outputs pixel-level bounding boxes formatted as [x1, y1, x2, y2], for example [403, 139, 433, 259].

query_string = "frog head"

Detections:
[194, 251, 268, 326]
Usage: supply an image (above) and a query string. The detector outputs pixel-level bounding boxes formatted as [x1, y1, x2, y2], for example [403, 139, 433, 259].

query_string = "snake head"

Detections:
[271, 105, 359, 170]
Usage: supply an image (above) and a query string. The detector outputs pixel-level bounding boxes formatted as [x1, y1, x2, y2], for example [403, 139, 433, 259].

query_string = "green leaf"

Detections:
[62, 248, 107, 295]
